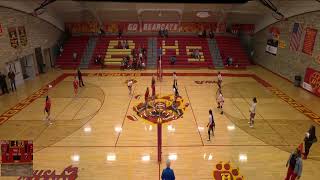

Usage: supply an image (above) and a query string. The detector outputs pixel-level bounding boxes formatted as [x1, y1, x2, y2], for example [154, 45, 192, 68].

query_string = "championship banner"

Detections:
[216, 22, 226, 33]
[65, 22, 99, 33]
[266, 27, 280, 55]
[8, 27, 19, 48]
[17, 26, 27, 46]
[302, 27, 317, 56]
[231, 24, 255, 35]
[279, 40, 286, 48]
[302, 67, 320, 96]
[0, 23, 3, 36]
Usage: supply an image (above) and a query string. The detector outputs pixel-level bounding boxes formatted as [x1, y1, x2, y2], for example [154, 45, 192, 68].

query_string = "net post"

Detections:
[157, 118, 162, 163]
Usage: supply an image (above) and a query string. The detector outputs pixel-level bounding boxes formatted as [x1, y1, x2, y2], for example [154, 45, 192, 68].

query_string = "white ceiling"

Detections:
[1, 0, 320, 32]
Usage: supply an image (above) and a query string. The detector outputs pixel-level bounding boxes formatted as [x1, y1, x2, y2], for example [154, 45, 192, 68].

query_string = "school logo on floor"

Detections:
[17, 165, 78, 180]
[194, 80, 216, 85]
[213, 162, 244, 180]
[129, 94, 189, 124]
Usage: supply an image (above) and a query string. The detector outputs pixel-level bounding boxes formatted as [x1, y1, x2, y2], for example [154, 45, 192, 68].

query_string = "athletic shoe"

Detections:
[248, 122, 250, 124]
[249, 125, 253, 128]
[207, 139, 210, 141]
[221, 111, 223, 115]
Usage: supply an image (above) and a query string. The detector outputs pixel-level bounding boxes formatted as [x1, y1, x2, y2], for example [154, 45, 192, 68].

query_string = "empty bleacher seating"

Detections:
[89, 36, 147, 68]
[158, 36, 213, 68]
[215, 36, 250, 67]
[56, 36, 89, 69]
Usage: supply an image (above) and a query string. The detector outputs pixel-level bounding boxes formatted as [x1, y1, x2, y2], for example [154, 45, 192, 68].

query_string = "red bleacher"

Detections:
[215, 36, 250, 67]
[158, 36, 213, 68]
[89, 36, 148, 68]
[56, 36, 89, 69]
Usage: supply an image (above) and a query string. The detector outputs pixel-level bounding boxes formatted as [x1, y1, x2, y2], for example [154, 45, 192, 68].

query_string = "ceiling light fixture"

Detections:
[196, 11, 210, 18]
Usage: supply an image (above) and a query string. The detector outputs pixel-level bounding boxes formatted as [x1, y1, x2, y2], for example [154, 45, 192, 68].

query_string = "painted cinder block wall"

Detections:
[0, 7, 62, 69]
[253, 11, 320, 82]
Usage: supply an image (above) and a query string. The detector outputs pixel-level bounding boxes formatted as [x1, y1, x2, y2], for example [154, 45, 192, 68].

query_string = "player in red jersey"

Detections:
[151, 75, 156, 100]
[73, 76, 79, 96]
[44, 95, 52, 125]
[145, 87, 149, 108]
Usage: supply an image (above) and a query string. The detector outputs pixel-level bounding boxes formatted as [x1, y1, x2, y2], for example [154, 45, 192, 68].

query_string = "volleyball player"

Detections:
[145, 87, 149, 108]
[217, 90, 224, 114]
[248, 97, 257, 128]
[173, 72, 178, 88]
[207, 109, 215, 141]
[73, 76, 79, 96]
[151, 75, 156, 99]
[127, 79, 133, 96]
[217, 71, 222, 89]
[44, 96, 52, 125]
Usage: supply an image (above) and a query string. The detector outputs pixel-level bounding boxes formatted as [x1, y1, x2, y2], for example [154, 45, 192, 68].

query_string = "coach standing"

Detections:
[8, 69, 16, 92]
[77, 68, 85, 87]
[0, 72, 9, 94]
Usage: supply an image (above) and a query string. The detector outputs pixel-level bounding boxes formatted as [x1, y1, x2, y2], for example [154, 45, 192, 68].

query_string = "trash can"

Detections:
[294, 75, 301, 87]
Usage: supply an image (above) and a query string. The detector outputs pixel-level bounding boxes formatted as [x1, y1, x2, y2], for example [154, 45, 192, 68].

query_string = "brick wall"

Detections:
[0, 7, 63, 69]
[253, 11, 320, 82]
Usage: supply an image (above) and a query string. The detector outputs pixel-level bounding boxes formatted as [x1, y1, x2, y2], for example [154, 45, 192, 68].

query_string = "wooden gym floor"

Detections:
[0, 66, 319, 179]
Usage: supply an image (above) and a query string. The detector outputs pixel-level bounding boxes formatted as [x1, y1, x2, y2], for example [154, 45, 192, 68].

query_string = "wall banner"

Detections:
[8, 27, 19, 48]
[105, 22, 220, 33]
[302, 67, 320, 97]
[18, 26, 27, 46]
[265, 27, 280, 55]
[0, 23, 3, 36]
[302, 27, 317, 56]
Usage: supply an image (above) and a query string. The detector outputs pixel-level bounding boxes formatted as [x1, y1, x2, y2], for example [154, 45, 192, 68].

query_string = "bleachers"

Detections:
[158, 36, 213, 68]
[56, 36, 89, 69]
[56, 35, 251, 69]
[89, 36, 148, 68]
[215, 36, 250, 67]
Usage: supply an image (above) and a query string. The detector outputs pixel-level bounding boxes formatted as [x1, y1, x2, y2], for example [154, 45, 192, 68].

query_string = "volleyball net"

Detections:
[157, 55, 163, 81]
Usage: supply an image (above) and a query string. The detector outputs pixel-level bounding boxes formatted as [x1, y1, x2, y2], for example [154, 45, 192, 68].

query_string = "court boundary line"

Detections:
[114, 87, 135, 147]
[184, 86, 204, 146]
[0, 71, 319, 140]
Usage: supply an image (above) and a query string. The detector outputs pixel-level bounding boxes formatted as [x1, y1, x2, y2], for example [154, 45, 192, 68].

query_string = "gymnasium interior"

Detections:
[0, 0, 320, 179]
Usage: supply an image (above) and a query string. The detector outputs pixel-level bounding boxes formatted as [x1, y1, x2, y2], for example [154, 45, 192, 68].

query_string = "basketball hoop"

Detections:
[31, 8, 46, 17]
[272, 12, 285, 21]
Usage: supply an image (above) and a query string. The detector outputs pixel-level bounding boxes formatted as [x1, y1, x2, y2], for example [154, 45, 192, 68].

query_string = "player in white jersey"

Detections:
[248, 97, 257, 128]
[207, 109, 215, 141]
[127, 79, 133, 96]
[217, 71, 222, 89]
[216, 90, 224, 115]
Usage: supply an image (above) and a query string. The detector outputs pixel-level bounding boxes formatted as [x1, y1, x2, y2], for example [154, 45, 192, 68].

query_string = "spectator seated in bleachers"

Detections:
[59, 46, 63, 56]
[94, 54, 102, 65]
[170, 56, 176, 65]
[164, 29, 168, 38]
[159, 27, 168, 38]
[118, 29, 123, 39]
[198, 29, 206, 38]
[226, 56, 233, 66]
[73, 52, 78, 62]
[209, 30, 214, 39]
[191, 49, 201, 60]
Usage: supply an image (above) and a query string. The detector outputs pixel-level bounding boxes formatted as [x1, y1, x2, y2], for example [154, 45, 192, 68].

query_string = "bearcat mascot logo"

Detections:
[213, 162, 244, 180]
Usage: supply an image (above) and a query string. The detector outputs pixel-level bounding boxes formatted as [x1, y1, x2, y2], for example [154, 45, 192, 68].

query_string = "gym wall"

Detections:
[0, 7, 62, 69]
[253, 11, 320, 82]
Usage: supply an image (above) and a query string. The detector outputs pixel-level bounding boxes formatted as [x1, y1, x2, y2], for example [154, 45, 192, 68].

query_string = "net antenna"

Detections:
[259, 0, 285, 21]
[31, 0, 56, 16]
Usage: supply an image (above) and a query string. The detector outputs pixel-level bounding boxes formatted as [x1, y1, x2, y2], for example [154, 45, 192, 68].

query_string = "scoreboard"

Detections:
[1, 140, 33, 164]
